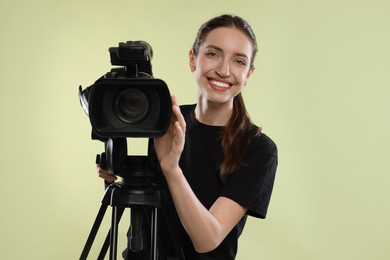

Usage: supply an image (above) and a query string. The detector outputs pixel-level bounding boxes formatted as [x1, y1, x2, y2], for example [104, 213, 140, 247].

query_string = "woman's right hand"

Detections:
[153, 96, 186, 177]
[97, 165, 117, 183]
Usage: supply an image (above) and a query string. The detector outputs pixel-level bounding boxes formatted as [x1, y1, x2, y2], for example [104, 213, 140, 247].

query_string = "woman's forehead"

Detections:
[201, 27, 253, 57]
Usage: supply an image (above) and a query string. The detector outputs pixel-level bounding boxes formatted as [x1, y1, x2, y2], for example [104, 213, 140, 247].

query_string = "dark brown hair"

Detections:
[192, 14, 261, 182]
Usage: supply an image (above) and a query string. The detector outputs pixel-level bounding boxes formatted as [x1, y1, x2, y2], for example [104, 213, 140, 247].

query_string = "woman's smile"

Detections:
[208, 78, 232, 90]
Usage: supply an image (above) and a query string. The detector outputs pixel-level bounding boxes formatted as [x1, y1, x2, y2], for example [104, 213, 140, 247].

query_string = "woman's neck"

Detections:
[194, 99, 233, 126]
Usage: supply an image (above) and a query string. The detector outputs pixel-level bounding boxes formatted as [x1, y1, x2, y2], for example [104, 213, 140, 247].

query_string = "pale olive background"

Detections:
[1, 0, 389, 259]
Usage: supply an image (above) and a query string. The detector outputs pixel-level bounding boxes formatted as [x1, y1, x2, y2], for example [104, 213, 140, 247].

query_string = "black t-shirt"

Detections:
[156, 104, 278, 260]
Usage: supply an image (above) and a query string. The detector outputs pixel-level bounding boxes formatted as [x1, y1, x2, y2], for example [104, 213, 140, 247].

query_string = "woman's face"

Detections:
[189, 26, 255, 106]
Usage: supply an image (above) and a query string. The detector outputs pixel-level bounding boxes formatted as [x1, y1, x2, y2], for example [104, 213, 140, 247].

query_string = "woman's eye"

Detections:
[206, 51, 218, 57]
[235, 59, 246, 66]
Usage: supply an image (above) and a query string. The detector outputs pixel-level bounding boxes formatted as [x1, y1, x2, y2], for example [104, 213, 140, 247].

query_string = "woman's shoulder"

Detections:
[250, 131, 278, 157]
[179, 104, 196, 116]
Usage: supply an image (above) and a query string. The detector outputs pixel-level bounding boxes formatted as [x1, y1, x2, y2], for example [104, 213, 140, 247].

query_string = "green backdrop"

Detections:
[1, 0, 389, 259]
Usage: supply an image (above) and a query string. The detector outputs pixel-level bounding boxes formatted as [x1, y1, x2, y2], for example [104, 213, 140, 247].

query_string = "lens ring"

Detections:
[115, 88, 149, 124]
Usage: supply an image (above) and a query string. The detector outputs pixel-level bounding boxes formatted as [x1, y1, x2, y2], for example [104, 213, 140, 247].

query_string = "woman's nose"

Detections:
[216, 60, 230, 77]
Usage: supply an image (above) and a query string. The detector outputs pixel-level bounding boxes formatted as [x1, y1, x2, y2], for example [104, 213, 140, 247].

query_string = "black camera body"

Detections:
[79, 41, 172, 175]
[79, 41, 172, 139]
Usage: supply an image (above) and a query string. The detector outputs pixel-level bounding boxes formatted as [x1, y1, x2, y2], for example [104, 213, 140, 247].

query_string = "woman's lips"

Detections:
[208, 79, 232, 90]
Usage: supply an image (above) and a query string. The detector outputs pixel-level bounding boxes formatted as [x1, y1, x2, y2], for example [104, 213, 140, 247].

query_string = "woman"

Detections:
[99, 14, 278, 259]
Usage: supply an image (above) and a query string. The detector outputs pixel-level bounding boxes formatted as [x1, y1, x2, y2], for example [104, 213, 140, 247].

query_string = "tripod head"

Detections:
[96, 137, 160, 182]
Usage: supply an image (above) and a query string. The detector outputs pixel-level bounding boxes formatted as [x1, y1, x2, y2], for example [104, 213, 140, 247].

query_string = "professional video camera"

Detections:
[79, 40, 172, 175]
[79, 40, 172, 138]
[78, 41, 184, 260]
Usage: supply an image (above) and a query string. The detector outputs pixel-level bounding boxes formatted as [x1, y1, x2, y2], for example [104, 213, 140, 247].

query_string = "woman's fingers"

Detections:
[172, 96, 186, 134]
[97, 165, 117, 181]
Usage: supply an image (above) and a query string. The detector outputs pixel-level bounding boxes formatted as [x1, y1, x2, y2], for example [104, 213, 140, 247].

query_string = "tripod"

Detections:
[79, 157, 185, 260]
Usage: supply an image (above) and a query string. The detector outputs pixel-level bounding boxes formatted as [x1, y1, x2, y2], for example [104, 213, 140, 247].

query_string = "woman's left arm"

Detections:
[164, 171, 246, 253]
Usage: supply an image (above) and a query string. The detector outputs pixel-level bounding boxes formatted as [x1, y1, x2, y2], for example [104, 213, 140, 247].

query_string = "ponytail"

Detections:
[219, 94, 261, 182]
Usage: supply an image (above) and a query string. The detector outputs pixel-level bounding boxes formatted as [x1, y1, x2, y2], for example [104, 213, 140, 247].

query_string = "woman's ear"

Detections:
[246, 66, 255, 80]
[189, 49, 196, 72]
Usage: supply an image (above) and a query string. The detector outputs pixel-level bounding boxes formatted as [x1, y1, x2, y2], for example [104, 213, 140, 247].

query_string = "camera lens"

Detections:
[115, 88, 149, 124]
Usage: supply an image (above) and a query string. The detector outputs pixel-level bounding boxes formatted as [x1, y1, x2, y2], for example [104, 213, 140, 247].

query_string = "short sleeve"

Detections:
[220, 133, 278, 219]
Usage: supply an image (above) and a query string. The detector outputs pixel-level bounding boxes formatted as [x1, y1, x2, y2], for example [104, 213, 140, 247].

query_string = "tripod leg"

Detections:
[98, 206, 125, 260]
[109, 205, 121, 260]
[150, 207, 158, 260]
[80, 203, 108, 260]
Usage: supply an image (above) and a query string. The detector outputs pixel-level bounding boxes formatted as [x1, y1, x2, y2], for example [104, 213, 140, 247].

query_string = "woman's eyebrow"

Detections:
[205, 44, 223, 52]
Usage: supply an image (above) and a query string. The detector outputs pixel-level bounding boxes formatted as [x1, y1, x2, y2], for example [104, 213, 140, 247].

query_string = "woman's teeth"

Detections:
[210, 80, 230, 88]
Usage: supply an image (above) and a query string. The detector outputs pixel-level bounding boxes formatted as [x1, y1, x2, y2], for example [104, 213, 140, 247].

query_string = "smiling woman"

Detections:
[99, 14, 278, 259]
[188, 15, 262, 182]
